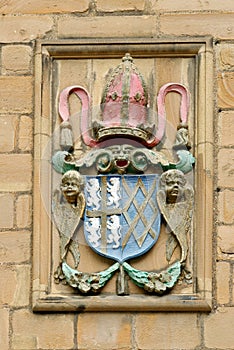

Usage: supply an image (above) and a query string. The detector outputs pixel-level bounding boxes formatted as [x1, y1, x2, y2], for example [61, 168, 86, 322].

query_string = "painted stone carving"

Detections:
[157, 169, 194, 263]
[52, 170, 85, 268]
[52, 170, 118, 293]
[52, 170, 84, 284]
[52, 53, 195, 295]
[84, 175, 161, 263]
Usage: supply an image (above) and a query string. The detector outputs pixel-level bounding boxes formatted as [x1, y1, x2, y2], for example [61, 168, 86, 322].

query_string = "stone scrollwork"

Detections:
[73, 144, 170, 174]
[52, 144, 195, 176]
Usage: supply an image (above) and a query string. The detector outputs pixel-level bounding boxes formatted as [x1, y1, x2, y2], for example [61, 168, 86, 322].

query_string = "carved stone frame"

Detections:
[33, 38, 213, 312]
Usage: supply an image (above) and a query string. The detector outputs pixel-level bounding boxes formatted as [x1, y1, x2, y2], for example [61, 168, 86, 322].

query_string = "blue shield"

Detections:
[84, 175, 161, 263]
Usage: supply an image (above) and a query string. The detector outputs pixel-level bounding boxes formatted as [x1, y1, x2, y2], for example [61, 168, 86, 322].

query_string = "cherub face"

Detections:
[60, 176, 80, 204]
[165, 176, 185, 204]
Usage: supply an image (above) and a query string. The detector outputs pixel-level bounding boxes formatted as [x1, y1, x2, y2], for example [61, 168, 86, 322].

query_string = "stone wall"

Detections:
[0, 1, 233, 349]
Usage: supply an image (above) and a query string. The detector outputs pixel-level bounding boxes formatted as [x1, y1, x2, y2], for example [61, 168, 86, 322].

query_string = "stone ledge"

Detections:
[33, 293, 212, 312]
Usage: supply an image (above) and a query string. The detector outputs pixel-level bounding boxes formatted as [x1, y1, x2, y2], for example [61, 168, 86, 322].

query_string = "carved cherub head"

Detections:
[60, 170, 84, 206]
[160, 169, 187, 204]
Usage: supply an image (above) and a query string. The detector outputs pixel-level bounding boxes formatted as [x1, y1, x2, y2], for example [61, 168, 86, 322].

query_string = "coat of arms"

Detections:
[52, 54, 195, 295]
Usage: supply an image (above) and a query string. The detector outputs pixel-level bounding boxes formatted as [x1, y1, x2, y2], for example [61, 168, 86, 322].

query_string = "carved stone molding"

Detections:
[33, 38, 213, 312]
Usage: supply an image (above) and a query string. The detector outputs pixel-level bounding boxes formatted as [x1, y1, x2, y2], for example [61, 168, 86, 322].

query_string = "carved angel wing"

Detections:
[157, 188, 193, 263]
[52, 190, 85, 267]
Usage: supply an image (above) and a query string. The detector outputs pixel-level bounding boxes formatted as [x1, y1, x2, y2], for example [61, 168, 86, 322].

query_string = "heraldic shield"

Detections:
[84, 174, 161, 263]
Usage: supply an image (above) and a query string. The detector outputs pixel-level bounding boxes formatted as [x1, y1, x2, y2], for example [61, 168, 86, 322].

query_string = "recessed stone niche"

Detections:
[33, 38, 213, 312]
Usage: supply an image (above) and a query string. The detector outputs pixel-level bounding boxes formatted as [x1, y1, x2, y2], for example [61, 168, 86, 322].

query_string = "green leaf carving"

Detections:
[62, 262, 120, 294]
[123, 261, 181, 294]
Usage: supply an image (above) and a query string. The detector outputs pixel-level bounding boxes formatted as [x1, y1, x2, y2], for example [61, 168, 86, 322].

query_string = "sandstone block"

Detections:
[12, 309, 74, 349]
[11, 336, 37, 350]
[216, 262, 230, 304]
[0, 115, 18, 152]
[0, 193, 14, 228]
[135, 313, 200, 349]
[0, 154, 32, 191]
[218, 72, 234, 108]
[0, 265, 28, 307]
[0, 231, 30, 263]
[18, 116, 33, 151]
[218, 225, 234, 254]
[204, 307, 234, 348]
[16, 194, 32, 228]
[0, 76, 32, 113]
[0, 308, 9, 350]
[12, 265, 30, 307]
[160, 14, 234, 39]
[0, 0, 89, 14]
[78, 313, 132, 349]
[2, 45, 32, 75]
[218, 190, 234, 224]
[218, 111, 234, 147]
[0, 16, 53, 42]
[217, 149, 234, 188]
[0, 265, 17, 305]
[218, 43, 234, 69]
[58, 16, 156, 38]
[156, 0, 234, 11]
[97, 0, 145, 12]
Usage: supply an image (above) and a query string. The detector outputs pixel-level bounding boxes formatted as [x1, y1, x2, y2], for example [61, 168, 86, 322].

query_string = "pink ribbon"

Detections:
[148, 83, 189, 147]
[59, 85, 98, 147]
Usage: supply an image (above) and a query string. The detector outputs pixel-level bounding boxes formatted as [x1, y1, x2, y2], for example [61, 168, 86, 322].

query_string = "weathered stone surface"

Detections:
[204, 307, 234, 348]
[13, 265, 30, 307]
[0, 265, 17, 305]
[18, 116, 33, 151]
[12, 309, 74, 349]
[0, 193, 14, 228]
[135, 313, 200, 349]
[78, 313, 132, 349]
[0, 231, 30, 263]
[0, 265, 29, 307]
[218, 225, 234, 254]
[218, 149, 234, 188]
[218, 43, 234, 69]
[2, 45, 32, 75]
[0, 115, 18, 152]
[0, 3, 232, 350]
[0, 308, 9, 350]
[218, 190, 234, 224]
[97, 0, 145, 12]
[160, 14, 234, 39]
[0, 76, 32, 113]
[156, 0, 234, 11]
[216, 262, 230, 304]
[0, 16, 53, 42]
[218, 72, 234, 108]
[0, 154, 32, 191]
[0, 0, 89, 14]
[16, 194, 32, 228]
[11, 336, 37, 350]
[218, 112, 234, 147]
[58, 16, 156, 38]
